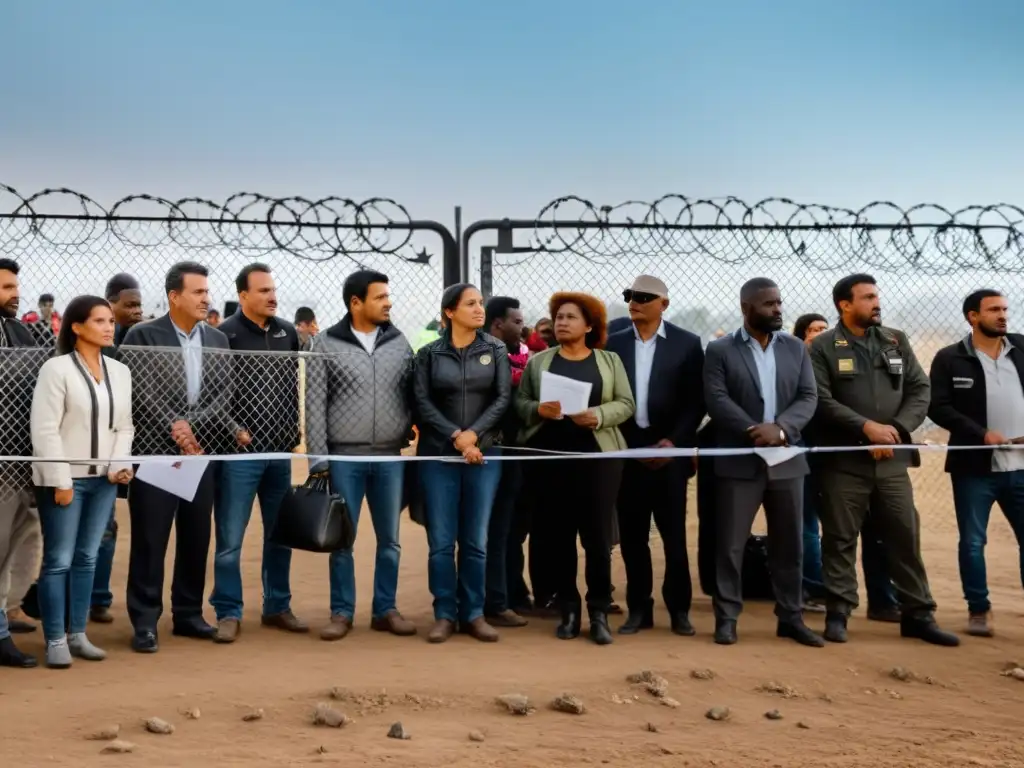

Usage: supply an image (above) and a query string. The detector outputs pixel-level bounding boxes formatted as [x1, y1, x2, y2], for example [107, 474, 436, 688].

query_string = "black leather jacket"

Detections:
[413, 330, 512, 456]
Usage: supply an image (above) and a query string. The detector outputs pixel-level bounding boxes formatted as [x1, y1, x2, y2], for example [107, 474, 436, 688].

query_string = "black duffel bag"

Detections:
[269, 474, 355, 553]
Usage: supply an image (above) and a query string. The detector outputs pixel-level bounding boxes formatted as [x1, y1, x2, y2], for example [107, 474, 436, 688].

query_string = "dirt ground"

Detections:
[3, 452, 1024, 768]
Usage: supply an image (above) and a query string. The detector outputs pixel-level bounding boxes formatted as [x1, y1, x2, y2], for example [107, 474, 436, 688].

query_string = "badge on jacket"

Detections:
[838, 358, 855, 373]
[834, 338, 848, 347]
[479, 354, 492, 365]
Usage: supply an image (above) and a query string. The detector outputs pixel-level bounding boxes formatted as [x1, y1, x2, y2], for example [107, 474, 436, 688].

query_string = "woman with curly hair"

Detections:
[516, 292, 635, 644]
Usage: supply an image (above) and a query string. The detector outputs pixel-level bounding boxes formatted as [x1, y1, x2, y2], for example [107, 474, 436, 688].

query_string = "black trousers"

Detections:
[617, 457, 692, 615]
[532, 457, 624, 611]
[506, 482, 534, 608]
[126, 466, 215, 631]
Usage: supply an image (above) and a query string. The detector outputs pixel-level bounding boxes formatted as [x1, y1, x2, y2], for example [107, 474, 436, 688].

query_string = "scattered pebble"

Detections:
[660, 697, 681, 709]
[889, 666, 914, 682]
[818, 693, 834, 704]
[387, 722, 410, 740]
[551, 694, 585, 715]
[144, 717, 174, 735]
[313, 703, 350, 728]
[887, 689, 904, 700]
[645, 722, 660, 733]
[1001, 667, 1024, 681]
[705, 706, 731, 721]
[317, 745, 329, 754]
[468, 730, 486, 742]
[86, 725, 120, 741]
[764, 709, 783, 720]
[242, 708, 265, 722]
[690, 668, 716, 681]
[183, 707, 201, 720]
[496, 693, 534, 716]
[100, 740, 136, 754]
[756, 681, 800, 699]
[628, 670, 669, 698]
[626, 670, 659, 684]
[797, 721, 811, 729]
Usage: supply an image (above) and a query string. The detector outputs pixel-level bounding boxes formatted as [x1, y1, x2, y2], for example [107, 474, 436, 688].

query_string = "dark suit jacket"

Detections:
[118, 315, 238, 456]
[703, 329, 817, 480]
[606, 322, 706, 476]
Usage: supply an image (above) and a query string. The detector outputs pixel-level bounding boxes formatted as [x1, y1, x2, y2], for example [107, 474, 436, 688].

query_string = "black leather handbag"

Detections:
[269, 475, 354, 553]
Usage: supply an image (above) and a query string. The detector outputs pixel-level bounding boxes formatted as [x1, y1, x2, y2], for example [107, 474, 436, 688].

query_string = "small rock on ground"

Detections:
[756, 681, 800, 698]
[705, 706, 731, 721]
[101, 740, 136, 754]
[551, 694, 585, 715]
[144, 717, 174, 735]
[242, 708, 265, 722]
[626, 670, 659, 684]
[387, 722, 411, 740]
[690, 668, 716, 681]
[496, 694, 534, 715]
[468, 730, 486, 742]
[660, 697, 681, 709]
[86, 725, 120, 741]
[313, 703, 350, 728]
[797, 720, 811, 729]
[764, 709, 783, 720]
[645, 722, 660, 733]
[889, 666, 915, 682]
[183, 707, 201, 720]
[1001, 667, 1024, 681]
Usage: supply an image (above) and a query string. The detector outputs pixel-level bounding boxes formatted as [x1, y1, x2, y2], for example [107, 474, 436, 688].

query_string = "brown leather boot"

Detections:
[463, 617, 499, 643]
[370, 610, 417, 636]
[262, 611, 310, 633]
[214, 619, 241, 644]
[427, 619, 455, 644]
[319, 615, 353, 641]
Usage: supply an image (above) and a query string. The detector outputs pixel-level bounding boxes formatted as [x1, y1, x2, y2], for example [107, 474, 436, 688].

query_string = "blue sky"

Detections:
[2, 0, 1023, 331]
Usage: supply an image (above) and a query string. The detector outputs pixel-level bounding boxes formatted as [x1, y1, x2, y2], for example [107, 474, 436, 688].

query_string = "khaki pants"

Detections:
[0, 488, 39, 637]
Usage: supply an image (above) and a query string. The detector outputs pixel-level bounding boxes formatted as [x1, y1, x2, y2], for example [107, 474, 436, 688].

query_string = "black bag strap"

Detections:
[304, 474, 330, 494]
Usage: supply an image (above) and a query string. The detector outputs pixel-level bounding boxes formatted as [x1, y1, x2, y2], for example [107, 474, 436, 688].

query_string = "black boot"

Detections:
[713, 619, 737, 645]
[618, 601, 654, 635]
[556, 603, 581, 640]
[588, 608, 614, 645]
[0, 635, 38, 668]
[900, 616, 960, 647]
[823, 612, 848, 643]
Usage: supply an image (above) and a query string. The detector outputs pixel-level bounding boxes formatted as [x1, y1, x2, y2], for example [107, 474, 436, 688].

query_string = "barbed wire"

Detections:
[521, 195, 1024, 275]
[0, 184, 424, 261]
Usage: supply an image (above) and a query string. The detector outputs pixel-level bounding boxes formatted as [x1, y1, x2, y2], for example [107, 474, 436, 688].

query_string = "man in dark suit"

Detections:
[119, 261, 248, 653]
[606, 275, 705, 636]
[703, 277, 823, 647]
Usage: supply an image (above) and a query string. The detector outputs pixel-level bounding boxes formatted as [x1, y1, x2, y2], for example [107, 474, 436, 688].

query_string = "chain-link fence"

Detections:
[467, 195, 1024, 513]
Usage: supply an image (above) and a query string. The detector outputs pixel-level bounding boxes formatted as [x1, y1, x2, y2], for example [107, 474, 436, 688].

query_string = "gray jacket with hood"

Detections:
[304, 316, 414, 472]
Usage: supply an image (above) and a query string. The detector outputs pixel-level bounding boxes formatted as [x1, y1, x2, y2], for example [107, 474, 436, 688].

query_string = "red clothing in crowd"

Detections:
[508, 342, 529, 387]
[525, 331, 548, 354]
[21, 310, 61, 335]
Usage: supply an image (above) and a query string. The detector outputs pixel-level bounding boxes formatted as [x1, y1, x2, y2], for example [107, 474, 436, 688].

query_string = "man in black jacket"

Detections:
[0, 258, 41, 667]
[606, 275, 705, 636]
[209, 264, 306, 643]
[119, 261, 246, 653]
[929, 289, 1024, 638]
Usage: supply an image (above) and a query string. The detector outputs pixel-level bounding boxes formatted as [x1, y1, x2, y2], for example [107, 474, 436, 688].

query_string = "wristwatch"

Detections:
[779, 428, 787, 445]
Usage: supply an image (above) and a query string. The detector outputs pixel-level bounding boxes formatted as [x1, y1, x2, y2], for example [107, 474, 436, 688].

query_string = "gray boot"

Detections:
[46, 637, 73, 669]
[68, 632, 107, 661]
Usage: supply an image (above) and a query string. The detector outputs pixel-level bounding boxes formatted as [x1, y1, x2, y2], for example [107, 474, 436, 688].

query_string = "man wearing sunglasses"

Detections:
[606, 275, 705, 636]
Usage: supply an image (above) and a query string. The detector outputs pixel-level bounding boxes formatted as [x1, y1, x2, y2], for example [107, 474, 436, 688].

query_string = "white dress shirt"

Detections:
[633, 320, 667, 429]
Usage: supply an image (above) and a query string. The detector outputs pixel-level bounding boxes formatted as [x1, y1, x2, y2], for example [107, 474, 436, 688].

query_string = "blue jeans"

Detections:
[951, 471, 1024, 614]
[91, 506, 117, 609]
[36, 478, 118, 642]
[803, 474, 898, 609]
[210, 459, 294, 621]
[327, 460, 405, 619]
[420, 452, 503, 623]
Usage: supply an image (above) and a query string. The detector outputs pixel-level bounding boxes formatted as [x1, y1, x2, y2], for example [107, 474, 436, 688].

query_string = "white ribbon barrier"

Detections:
[7, 442, 1024, 465]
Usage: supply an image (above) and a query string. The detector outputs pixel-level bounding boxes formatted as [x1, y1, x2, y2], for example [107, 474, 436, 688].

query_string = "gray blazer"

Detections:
[118, 314, 238, 456]
[703, 329, 817, 479]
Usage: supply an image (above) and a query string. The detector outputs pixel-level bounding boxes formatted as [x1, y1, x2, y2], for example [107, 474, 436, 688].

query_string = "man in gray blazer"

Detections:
[119, 261, 246, 654]
[703, 277, 823, 647]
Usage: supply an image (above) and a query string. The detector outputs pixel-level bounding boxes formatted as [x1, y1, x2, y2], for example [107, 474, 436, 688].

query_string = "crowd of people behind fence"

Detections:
[0, 254, 1022, 671]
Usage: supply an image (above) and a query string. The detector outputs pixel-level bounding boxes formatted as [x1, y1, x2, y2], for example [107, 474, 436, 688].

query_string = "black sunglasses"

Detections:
[623, 289, 660, 305]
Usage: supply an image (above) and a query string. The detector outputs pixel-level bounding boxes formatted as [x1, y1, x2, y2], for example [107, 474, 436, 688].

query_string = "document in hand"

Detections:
[540, 370, 593, 416]
[135, 458, 211, 502]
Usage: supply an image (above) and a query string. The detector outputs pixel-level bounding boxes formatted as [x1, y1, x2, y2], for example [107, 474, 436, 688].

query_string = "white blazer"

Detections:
[30, 352, 134, 489]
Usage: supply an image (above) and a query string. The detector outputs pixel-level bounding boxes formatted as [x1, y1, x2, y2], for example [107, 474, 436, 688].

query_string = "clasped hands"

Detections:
[171, 419, 251, 456]
[863, 420, 901, 460]
[453, 429, 484, 464]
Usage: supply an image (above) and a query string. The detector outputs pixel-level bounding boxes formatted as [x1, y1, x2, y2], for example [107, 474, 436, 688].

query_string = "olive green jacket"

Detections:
[516, 347, 635, 452]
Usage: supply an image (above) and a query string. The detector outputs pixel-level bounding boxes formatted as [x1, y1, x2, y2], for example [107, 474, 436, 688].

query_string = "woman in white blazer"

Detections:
[31, 295, 134, 669]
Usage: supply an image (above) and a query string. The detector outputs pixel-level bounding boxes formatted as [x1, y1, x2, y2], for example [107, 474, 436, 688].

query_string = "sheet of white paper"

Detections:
[540, 370, 593, 416]
[754, 446, 802, 467]
[135, 458, 211, 502]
